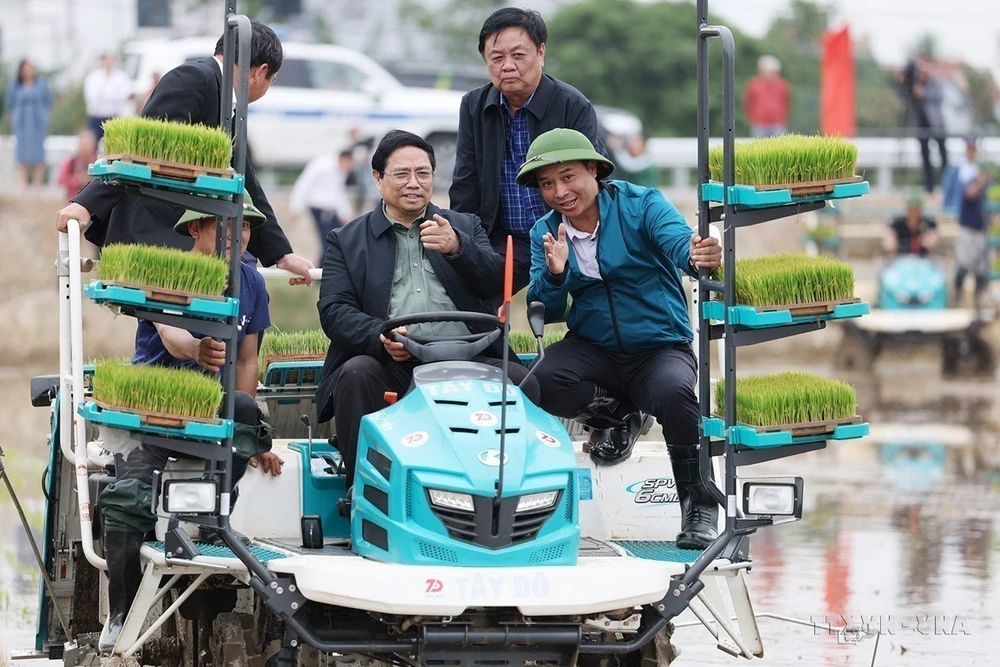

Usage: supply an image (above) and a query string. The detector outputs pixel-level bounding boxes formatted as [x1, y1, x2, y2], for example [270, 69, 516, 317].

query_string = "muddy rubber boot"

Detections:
[99, 530, 144, 652]
[668, 446, 719, 550]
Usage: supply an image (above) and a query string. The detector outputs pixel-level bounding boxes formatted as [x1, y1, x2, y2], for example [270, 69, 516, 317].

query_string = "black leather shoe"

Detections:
[588, 412, 650, 466]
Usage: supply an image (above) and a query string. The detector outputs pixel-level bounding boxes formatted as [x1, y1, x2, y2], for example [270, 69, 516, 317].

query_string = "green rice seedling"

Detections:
[716, 372, 857, 427]
[709, 135, 859, 186]
[258, 329, 329, 379]
[509, 329, 567, 354]
[713, 254, 855, 307]
[92, 362, 224, 420]
[102, 117, 233, 170]
[987, 183, 1000, 203]
[99, 243, 228, 296]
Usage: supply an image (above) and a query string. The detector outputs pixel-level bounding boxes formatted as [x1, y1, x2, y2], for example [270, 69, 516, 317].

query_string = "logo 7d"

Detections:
[425, 579, 444, 593]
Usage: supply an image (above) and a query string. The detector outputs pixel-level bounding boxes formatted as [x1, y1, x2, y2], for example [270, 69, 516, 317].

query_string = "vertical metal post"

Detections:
[215, 4, 250, 521]
[697, 0, 712, 444]
[695, 0, 715, 503]
[717, 28, 737, 536]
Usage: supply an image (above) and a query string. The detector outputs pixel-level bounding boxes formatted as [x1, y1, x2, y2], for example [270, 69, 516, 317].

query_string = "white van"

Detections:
[122, 38, 464, 175]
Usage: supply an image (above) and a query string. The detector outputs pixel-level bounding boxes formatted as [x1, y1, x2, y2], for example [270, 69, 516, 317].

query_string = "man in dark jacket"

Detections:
[449, 7, 607, 293]
[317, 130, 538, 484]
[55, 20, 313, 283]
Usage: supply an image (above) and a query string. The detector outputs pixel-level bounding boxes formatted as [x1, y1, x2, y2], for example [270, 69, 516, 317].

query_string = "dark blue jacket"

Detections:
[527, 181, 696, 353]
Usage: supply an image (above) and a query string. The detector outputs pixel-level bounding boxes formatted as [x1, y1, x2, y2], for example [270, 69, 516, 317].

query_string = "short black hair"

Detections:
[478, 8, 547, 57]
[371, 130, 436, 173]
[338, 149, 354, 160]
[215, 19, 283, 75]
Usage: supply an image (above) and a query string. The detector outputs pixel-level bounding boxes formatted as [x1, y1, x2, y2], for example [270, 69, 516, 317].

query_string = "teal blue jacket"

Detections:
[527, 180, 695, 353]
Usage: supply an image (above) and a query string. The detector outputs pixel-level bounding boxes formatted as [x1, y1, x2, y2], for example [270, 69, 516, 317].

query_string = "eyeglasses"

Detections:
[384, 168, 434, 185]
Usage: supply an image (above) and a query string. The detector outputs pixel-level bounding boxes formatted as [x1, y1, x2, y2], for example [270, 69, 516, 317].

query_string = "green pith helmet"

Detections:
[905, 188, 923, 208]
[173, 190, 266, 236]
[515, 128, 615, 188]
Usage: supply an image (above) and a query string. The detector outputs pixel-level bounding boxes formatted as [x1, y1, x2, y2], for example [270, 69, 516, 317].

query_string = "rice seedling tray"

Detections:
[85, 281, 239, 320]
[89, 157, 245, 197]
[702, 298, 869, 328]
[79, 401, 233, 442]
[702, 415, 869, 448]
[701, 177, 869, 208]
[260, 360, 324, 389]
[988, 235, 1000, 248]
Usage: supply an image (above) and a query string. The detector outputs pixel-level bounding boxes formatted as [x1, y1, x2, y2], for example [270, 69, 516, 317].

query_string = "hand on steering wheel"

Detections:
[379, 312, 505, 364]
[380, 326, 411, 362]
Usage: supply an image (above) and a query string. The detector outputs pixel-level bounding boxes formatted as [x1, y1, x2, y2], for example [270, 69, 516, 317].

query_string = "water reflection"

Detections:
[675, 363, 998, 665]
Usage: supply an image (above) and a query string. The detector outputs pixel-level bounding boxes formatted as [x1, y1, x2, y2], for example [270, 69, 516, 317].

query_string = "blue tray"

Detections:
[89, 159, 245, 197]
[261, 360, 324, 389]
[988, 236, 1000, 248]
[85, 281, 238, 320]
[701, 180, 870, 208]
[702, 299, 869, 328]
[702, 416, 869, 448]
[80, 401, 233, 442]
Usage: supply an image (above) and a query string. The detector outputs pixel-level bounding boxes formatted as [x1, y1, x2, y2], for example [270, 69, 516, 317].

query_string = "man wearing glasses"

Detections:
[315, 130, 539, 485]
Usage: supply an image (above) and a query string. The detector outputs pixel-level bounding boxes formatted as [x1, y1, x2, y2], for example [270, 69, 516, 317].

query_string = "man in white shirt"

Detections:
[83, 54, 134, 140]
[290, 150, 356, 263]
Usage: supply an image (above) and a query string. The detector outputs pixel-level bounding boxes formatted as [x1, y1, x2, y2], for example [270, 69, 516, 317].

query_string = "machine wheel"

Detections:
[834, 326, 876, 371]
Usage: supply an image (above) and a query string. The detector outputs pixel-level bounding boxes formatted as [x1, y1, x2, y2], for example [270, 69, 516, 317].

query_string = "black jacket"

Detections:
[73, 57, 292, 265]
[448, 74, 609, 236]
[315, 203, 506, 422]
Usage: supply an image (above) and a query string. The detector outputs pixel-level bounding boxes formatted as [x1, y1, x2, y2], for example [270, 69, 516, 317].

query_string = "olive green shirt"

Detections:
[386, 206, 469, 338]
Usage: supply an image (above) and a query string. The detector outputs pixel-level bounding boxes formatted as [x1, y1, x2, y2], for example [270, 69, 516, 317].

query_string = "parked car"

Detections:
[121, 38, 465, 179]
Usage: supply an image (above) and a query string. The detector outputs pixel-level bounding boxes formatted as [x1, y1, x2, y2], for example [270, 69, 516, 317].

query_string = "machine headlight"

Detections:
[516, 490, 559, 513]
[428, 489, 475, 512]
[741, 478, 803, 518]
[163, 480, 218, 514]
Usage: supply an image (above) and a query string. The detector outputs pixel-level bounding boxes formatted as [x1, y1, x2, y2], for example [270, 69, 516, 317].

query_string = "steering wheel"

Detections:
[380, 311, 504, 363]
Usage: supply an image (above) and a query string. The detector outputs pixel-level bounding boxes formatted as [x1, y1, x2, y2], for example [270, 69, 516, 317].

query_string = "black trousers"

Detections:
[534, 334, 700, 447]
[333, 355, 539, 483]
[489, 228, 532, 295]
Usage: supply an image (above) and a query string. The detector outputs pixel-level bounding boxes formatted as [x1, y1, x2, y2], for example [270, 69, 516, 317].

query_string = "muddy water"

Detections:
[2, 355, 998, 666]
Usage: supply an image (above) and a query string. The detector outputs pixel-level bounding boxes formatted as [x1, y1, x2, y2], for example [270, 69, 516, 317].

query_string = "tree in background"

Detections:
[399, 0, 513, 64]
[545, 0, 759, 137]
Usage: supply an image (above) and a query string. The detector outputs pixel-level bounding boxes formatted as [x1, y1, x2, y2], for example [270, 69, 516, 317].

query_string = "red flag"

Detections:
[821, 26, 856, 137]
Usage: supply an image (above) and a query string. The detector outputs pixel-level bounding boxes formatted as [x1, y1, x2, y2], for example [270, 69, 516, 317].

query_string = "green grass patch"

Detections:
[102, 116, 232, 170]
[709, 135, 859, 186]
[508, 329, 566, 353]
[716, 372, 857, 427]
[92, 361, 224, 419]
[713, 254, 855, 307]
[100, 244, 228, 296]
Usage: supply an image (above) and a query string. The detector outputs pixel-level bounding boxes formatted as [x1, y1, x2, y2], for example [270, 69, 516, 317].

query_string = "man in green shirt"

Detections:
[316, 130, 539, 484]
